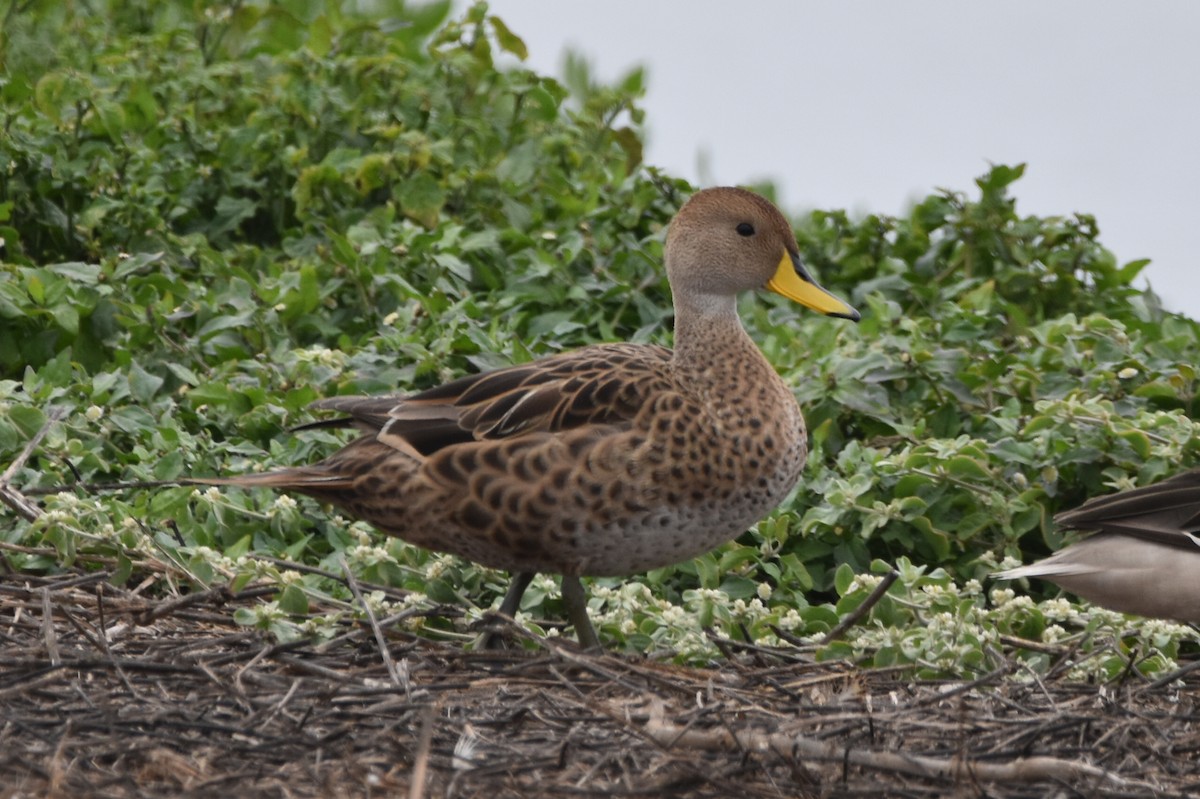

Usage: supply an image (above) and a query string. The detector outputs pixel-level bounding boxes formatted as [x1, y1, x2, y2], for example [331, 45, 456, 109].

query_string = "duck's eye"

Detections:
[736, 222, 755, 237]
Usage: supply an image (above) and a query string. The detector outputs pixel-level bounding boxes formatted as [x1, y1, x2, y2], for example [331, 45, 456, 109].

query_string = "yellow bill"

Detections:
[766, 251, 860, 321]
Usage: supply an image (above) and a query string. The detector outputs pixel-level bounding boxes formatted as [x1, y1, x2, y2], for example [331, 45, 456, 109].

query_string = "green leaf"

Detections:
[1117, 429, 1152, 460]
[489, 16, 528, 60]
[279, 583, 310, 615]
[186, 382, 234, 406]
[113, 252, 166, 279]
[1133, 382, 1178, 401]
[945, 456, 991, 481]
[50, 304, 79, 335]
[1117, 258, 1151, 283]
[128, 363, 165, 403]
[309, 14, 334, 56]
[527, 84, 561, 121]
[833, 562, 855, 596]
[164, 362, 201, 386]
[113, 553, 133, 585]
[33, 72, 67, 122]
[153, 449, 184, 479]
[976, 162, 1026, 192]
[26, 274, 45, 305]
[396, 173, 445, 227]
[7, 405, 47, 437]
[49, 262, 102, 284]
[299, 263, 320, 313]
[496, 139, 538, 186]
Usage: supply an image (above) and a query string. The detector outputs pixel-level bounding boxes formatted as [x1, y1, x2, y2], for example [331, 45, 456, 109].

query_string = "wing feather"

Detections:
[1055, 469, 1200, 551]
[307, 343, 674, 456]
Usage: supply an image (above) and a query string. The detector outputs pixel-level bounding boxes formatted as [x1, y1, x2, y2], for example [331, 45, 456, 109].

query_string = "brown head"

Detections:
[664, 187, 859, 320]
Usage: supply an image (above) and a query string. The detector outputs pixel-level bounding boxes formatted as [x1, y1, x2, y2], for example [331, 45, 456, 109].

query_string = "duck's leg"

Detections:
[481, 571, 535, 649]
[498, 571, 535, 618]
[560, 574, 600, 651]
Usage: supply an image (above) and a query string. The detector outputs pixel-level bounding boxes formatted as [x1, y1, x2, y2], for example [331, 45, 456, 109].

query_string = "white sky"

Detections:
[479, 1, 1200, 319]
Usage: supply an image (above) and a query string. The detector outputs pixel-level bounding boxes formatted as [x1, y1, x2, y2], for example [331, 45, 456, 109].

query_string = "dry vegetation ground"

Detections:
[1, 568, 1199, 798]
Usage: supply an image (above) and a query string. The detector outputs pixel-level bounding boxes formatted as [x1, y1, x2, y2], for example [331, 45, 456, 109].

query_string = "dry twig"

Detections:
[340, 555, 409, 696]
[620, 701, 1139, 789]
[0, 406, 67, 521]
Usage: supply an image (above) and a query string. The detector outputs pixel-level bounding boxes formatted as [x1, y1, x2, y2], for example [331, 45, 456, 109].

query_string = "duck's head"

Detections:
[665, 187, 859, 322]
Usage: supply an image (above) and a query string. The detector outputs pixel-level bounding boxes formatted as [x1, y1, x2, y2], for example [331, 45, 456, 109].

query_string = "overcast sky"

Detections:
[480, 1, 1200, 319]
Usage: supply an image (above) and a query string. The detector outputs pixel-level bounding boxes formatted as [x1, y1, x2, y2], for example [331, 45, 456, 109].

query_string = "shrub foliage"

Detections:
[2, 0, 1197, 672]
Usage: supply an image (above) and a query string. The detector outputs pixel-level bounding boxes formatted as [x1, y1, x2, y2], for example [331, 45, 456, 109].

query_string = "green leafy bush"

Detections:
[2, 0, 1197, 672]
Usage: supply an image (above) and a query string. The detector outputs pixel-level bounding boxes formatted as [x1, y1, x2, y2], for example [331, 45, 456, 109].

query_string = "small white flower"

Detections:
[996, 554, 1022, 571]
[383, 312, 400, 326]
[271, 495, 298, 513]
[777, 608, 803, 631]
[661, 605, 687, 625]
[422, 554, 453, 579]
[849, 574, 883, 593]
[350, 522, 374, 544]
[85, 405, 104, 422]
[363, 590, 389, 613]
[1005, 595, 1035, 611]
[1043, 624, 1067, 643]
[756, 582, 772, 601]
[1041, 597, 1074, 621]
[395, 592, 424, 610]
[1117, 367, 1139, 379]
[928, 611, 955, 631]
[279, 570, 303, 585]
[1143, 618, 1193, 638]
[990, 587, 1017, 606]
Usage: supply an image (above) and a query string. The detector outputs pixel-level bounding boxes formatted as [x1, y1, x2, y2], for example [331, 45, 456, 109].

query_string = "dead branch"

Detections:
[622, 703, 1141, 789]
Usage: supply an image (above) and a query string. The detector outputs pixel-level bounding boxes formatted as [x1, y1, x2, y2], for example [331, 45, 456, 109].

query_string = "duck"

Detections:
[197, 187, 860, 648]
[995, 469, 1200, 623]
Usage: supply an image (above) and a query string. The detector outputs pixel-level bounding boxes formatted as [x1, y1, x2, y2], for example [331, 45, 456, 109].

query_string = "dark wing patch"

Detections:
[1056, 469, 1200, 550]
[306, 395, 408, 432]
[308, 343, 675, 457]
[462, 382, 566, 438]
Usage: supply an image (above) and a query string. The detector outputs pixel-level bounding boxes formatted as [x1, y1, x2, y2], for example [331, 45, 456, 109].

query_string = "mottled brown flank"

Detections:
[200, 187, 838, 578]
